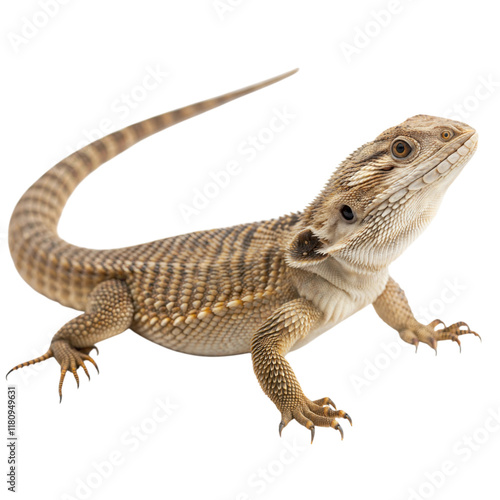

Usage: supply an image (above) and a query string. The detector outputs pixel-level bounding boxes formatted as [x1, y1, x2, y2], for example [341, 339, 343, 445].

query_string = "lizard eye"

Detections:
[340, 205, 356, 222]
[441, 130, 453, 141]
[391, 140, 412, 159]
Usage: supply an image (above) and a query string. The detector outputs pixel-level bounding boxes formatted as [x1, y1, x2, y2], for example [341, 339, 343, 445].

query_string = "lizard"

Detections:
[6, 68, 480, 443]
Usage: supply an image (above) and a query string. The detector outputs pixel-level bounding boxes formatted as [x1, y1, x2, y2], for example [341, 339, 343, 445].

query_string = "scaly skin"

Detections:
[7, 69, 480, 442]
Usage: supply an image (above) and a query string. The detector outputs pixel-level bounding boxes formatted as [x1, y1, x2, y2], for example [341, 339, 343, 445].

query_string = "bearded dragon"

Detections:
[7, 69, 480, 442]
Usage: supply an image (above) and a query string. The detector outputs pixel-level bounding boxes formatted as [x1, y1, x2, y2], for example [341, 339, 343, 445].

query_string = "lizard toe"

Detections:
[404, 319, 480, 354]
[52, 340, 99, 401]
[312, 397, 336, 410]
[6, 349, 54, 380]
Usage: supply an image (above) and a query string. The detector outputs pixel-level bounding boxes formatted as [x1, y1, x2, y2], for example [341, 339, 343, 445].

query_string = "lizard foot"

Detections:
[6, 341, 99, 402]
[279, 396, 352, 444]
[400, 320, 481, 354]
[51, 340, 99, 402]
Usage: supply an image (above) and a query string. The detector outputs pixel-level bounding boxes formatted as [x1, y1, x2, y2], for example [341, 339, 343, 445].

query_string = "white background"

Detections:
[1, 1, 499, 499]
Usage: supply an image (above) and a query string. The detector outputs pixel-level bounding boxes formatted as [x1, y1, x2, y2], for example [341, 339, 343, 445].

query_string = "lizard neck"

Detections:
[291, 257, 389, 337]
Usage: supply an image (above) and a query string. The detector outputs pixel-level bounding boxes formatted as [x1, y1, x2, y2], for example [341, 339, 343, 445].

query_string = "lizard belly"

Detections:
[291, 259, 389, 350]
[132, 308, 263, 356]
[130, 289, 289, 357]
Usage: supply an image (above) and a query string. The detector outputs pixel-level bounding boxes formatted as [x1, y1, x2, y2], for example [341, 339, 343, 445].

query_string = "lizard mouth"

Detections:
[366, 131, 478, 217]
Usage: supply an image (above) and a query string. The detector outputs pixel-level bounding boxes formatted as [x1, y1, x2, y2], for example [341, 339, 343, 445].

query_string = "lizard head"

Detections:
[288, 115, 478, 272]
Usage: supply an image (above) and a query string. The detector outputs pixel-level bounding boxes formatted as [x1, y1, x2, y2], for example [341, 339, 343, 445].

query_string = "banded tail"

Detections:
[8, 69, 298, 310]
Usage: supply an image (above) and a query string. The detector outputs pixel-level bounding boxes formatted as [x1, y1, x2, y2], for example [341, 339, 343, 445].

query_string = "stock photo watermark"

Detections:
[212, 0, 245, 21]
[65, 64, 169, 155]
[414, 278, 467, 325]
[178, 106, 296, 223]
[7, 0, 72, 53]
[443, 74, 499, 121]
[60, 396, 178, 500]
[339, 0, 416, 64]
[6, 386, 17, 493]
[229, 438, 307, 499]
[406, 404, 500, 500]
[349, 278, 467, 394]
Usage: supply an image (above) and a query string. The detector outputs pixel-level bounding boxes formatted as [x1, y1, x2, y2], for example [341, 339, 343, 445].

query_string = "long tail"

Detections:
[9, 69, 298, 310]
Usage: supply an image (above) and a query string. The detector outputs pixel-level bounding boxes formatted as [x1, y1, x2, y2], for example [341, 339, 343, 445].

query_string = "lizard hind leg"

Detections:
[6, 279, 134, 401]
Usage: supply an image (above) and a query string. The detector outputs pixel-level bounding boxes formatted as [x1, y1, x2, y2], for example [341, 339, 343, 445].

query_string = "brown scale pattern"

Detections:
[251, 299, 351, 442]
[9, 70, 300, 310]
[120, 217, 298, 354]
[7, 71, 479, 440]
[7, 70, 317, 406]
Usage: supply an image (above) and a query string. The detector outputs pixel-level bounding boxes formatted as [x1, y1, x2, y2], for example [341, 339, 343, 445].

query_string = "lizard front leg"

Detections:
[251, 298, 351, 443]
[7, 279, 134, 400]
[373, 276, 480, 352]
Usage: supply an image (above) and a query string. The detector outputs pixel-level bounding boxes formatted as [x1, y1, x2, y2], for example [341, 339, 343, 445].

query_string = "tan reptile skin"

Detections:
[7, 69, 480, 440]
[373, 276, 480, 353]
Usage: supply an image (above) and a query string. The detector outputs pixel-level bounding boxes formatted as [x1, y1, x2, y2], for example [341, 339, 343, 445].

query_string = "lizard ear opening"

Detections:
[287, 228, 329, 266]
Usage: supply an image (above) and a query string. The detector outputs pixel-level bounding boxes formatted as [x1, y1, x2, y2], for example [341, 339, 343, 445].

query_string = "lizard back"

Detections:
[8, 70, 298, 313]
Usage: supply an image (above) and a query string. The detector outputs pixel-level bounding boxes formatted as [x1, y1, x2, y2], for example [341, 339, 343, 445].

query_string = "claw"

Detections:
[471, 331, 482, 342]
[310, 425, 315, 444]
[428, 337, 438, 355]
[279, 421, 285, 437]
[84, 345, 99, 356]
[81, 354, 99, 374]
[413, 339, 419, 353]
[335, 422, 344, 441]
[81, 362, 91, 381]
[344, 413, 353, 426]
[451, 336, 462, 353]
[59, 369, 67, 403]
[313, 397, 336, 410]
